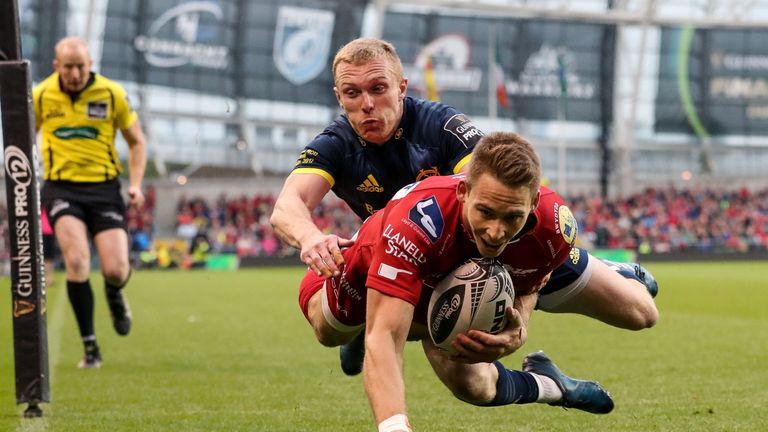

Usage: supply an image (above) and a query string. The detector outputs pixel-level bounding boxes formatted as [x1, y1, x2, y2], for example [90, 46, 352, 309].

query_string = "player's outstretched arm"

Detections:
[122, 120, 147, 207]
[364, 289, 414, 431]
[271, 173, 353, 277]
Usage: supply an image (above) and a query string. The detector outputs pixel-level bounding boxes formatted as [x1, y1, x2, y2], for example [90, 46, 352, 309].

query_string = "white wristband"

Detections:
[378, 414, 411, 432]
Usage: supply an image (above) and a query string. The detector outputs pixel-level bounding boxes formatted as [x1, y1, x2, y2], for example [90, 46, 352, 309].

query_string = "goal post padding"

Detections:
[1, 0, 50, 406]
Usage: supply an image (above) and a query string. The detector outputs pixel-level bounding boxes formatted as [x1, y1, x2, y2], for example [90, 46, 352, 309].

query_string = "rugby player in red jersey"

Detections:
[298, 132, 613, 432]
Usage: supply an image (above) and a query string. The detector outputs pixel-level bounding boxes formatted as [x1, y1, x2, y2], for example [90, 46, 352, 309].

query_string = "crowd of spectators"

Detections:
[0, 185, 157, 275]
[569, 186, 768, 254]
[171, 184, 767, 259]
[173, 191, 359, 259]
[1, 184, 766, 274]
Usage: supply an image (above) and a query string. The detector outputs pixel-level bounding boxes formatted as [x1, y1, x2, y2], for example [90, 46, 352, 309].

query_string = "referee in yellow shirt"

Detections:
[34, 37, 147, 369]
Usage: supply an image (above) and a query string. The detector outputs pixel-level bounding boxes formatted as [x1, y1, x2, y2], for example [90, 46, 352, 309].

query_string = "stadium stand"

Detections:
[1, 185, 766, 274]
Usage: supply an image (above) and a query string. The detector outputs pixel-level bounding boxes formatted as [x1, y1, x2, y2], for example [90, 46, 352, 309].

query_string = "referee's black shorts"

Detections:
[42, 179, 128, 235]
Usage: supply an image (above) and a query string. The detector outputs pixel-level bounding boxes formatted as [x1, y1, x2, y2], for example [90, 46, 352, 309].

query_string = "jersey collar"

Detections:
[57, 72, 97, 102]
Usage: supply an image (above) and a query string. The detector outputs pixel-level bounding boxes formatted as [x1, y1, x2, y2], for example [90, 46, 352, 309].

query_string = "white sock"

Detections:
[530, 373, 563, 403]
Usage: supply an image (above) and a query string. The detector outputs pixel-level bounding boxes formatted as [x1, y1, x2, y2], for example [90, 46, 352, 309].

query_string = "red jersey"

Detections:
[299, 175, 576, 328]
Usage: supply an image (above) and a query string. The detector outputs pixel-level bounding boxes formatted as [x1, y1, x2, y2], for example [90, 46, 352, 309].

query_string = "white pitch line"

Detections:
[16, 280, 67, 432]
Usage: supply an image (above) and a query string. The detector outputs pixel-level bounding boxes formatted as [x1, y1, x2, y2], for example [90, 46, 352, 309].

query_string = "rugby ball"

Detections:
[427, 258, 515, 354]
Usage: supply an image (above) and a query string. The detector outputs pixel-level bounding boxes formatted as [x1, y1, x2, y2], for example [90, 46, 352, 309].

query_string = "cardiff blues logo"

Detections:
[408, 196, 444, 243]
[273, 6, 335, 85]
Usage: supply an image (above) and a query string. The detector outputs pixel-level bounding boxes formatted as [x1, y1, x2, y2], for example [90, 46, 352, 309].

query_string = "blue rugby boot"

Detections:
[523, 351, 614, 414]
[340, 331, 365, 376]
[601, 259, 659, 298]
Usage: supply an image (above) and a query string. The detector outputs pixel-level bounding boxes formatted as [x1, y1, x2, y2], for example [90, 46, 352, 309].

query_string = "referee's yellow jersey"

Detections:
[33, 72, 138, 182]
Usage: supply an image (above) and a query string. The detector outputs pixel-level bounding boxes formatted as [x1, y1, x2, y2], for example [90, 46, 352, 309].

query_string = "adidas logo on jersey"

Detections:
[357, 174, 384, 193]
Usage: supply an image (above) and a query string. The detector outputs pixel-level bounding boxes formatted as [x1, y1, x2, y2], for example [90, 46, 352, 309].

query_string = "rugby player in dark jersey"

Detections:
[270, 38, 658, 376]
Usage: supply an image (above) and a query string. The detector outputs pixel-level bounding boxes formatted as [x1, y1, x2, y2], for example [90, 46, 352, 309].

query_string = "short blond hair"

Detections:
[332, 38, 403, 83]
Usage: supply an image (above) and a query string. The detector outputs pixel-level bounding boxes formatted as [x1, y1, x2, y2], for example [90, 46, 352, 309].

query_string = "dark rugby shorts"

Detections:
[42, 179, 128, 235]
[42, 234, 59, 260]
[540, 247, 591, 295]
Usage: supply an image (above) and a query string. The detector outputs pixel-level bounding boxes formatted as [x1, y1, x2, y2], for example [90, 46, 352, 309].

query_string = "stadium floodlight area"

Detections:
[0, 0, 50, 419]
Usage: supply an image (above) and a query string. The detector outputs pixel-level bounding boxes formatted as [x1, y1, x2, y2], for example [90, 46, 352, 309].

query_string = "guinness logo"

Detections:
[13, 300, 35, 318]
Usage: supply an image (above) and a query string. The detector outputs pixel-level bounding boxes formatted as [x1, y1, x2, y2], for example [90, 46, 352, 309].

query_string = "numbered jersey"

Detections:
[291, 97, 482, 219]
[315, 175, 575, 327]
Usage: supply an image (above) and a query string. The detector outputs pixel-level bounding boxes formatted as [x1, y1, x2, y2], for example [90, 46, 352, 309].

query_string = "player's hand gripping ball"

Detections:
[428, 258, 515, 354]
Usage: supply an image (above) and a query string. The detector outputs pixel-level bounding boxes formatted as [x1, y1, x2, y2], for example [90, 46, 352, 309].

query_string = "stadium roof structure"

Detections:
[371, 0, 768, 30]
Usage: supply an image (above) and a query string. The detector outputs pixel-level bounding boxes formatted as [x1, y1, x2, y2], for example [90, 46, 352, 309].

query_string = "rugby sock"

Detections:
[484, 361, 539, 406]
[67, 280, 95, 339]
[530, 373, 563, 403]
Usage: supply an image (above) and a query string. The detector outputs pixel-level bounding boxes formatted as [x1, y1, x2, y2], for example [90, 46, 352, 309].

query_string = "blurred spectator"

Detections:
[570, 186, 768, 254]
[42, 208, 59, 287]
[2, 185, 766, 265]
[172, 192, 360, 259]
[169, 186, 768, 258]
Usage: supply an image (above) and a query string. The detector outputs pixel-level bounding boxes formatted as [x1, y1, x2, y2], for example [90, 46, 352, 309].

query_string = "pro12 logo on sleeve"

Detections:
[443, 114, 484, 148]
[408, 196, 444, 243]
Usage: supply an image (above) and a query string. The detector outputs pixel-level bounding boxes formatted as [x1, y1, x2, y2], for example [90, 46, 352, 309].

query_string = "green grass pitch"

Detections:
[1, 262, 767, 431]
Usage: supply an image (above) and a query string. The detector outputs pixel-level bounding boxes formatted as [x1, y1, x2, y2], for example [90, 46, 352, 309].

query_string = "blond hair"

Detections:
[332, 38, 403, 83]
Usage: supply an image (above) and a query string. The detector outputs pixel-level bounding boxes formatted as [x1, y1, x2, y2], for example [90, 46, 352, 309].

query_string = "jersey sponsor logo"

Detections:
[443, 114, 484, 148]
[44, 104, 66, 120]
[377, 263, 414, 281]
[295, 148, 319, 166]
[273, 6, 335, 85]
[364, 203, 375, 215]
[554, 203, 578, 246]
[356, 174, 384, 193]
[415, 166, 439, 181]
[87, 102, 108, 119]
[339, 275, 363, 301]
[53, 126, 99, 140]
[546, 239, 556, 258]
[408, 196, 444, 243]
[383, 224, 426, 265]
[502, 264, 538, 277]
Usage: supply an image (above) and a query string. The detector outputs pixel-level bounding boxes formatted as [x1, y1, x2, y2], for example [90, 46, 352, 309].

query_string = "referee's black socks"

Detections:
[66, 280, 95, 341]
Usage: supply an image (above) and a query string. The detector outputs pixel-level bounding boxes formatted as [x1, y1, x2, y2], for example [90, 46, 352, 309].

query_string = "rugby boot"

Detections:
[601, 259, 659, 298]
[523, 351, 614, 414]
[106, 286, 132, 336]
[78, 342, 102, 369]
[340, 331, 365, 376]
